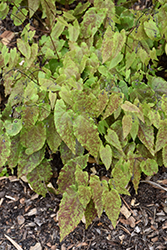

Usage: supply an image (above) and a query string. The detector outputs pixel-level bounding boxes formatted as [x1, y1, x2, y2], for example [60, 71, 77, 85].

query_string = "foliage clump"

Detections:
[0, 0, 167, 241]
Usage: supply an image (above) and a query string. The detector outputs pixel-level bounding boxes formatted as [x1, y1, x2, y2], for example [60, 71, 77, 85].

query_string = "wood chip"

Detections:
[0, 30, 15, 45]
[30, 242, 42, 250]
[25, 208, 37, 216]
[17, 215, 25, 225]
[120, 204, 131, 219]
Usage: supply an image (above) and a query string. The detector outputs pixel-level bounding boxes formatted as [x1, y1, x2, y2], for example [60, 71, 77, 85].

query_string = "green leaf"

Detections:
[20, 122, 46, 155]
[144, 19, 161, 41]
[138, 122, 154, 156]
[89, 175, 105, 218]
[122, 114, 132, 139]
[69, 20, 80, 42]
[130, 115, 139, 141]
[78, 185, 92, 209]
[155, 119, 167, 153]
[8, 134, 21, 169]
[140, 159, 158, 176]
[4, 119, 22, 136]
[121, 101, 140, 113]
[75, 164, 88, 186]
[21, 106, 39, 128]
[58, 186, 84, 242]
[17, 147, 45, 177]
[102, 189, 121, 228]
[17, 39, 31, 58]
[84, 199, 97, 229]
[103, 93, 123, 119]
[0, 132, 11, 168]
[162, 144, 167, 168]
[27, 160, 52, 197]
[105, 128, 124, 155]
[40, 0, 56, 28]
[73, 115, 101, 157]
[99, 144, 112, 170]
[131, 159, 142, 194]
[25, 43, 38, 68]
[28, 0, 40, 18]
[54, 100, 76, 154]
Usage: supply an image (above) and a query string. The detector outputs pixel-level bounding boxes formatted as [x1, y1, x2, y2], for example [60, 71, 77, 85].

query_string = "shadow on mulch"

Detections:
[0, 166, 167, 250]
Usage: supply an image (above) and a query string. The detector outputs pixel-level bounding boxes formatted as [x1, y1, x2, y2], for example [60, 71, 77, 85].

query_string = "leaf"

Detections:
[110, 159, 131, 195]
[122, 114, 132, 139]
[96, 90, 108, 117]
[51, 19, 66, 39]
[101, 28, 126, 64]
[130, 115, 139, 141]
[144, 19, 161, 41]
[54, 100, 76, 154]
[21, 106, 39, 128]
[4, 119, 22, 136]
[27, 160, 52, 197]
[69, 20, 80, 42]
[20, 122, 46, 155]
[155, 119, 167, 152]
[102, 189, 121, 228]
[138, 122, 154, 156]
[17, 39, 31, 59]
[28, 0, 40, 18]
[58, 186, 84, 242]
[89, 175, 105, 218]
[73, 115, 101, 157]
[99, 144, 112, 170]
[0, 132, 11, 167]
[131, 159, 142, 194]
[105, 128, 124, 155]
[103, 93, 123, 119]
[162, 144, 167, 167]
[17, 147, 45, 177]
[140, 159, 158, 176]
[75, 164, 89, 186]
[40, 0, 56, 28]
[78, 185, 92, 209]
[84, 199, 97, 229]
[121, 101, 140, 113]
[7, 134, 21, 169]
[25, 43, 38, 68]
[45, 115, 62, 153]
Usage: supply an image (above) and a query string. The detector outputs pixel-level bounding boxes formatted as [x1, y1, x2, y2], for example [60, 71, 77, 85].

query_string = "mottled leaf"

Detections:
[138, 122, 154, 156]
[78, 185, 92, 209]
[102, 189, 121, 228]
[54, 100, 76, 154]
[89, 175, 105, 217]
[28, 0, 40, 18]
[20, 122, 46, 155]
[17, 147, 45, 177]
[84, 199, 97, 229]
[99, 144, 112, 170]
[140, 159, 158, 176]
[58, 186, 84, 242]
[144, 19, 161, 41]
[122, 114, 132, 139]
[17, 39, 31, 59]
[131, 159, 142, 194]
[7, 134, 21, 169]
[27, 160, 52, 197]
[105, 128, 124, 155]
[130, 115, 139, 140]
[73, 115, 101, 157]
[155, 119, 167, 152]
[103, 93, 123, 119]
[4, 119, 22, 136]
[69, 20, 80, 42]
[162, 144, 167, 168]
[0, 132, 11, 167]
[121, 101, 140, 113]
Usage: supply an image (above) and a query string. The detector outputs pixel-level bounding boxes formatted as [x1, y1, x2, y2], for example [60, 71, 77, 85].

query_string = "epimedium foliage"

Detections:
[0, 0, 167, 241]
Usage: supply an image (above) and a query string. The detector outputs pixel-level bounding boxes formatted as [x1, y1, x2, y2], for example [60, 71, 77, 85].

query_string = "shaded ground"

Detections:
[0, 166, 167, 250]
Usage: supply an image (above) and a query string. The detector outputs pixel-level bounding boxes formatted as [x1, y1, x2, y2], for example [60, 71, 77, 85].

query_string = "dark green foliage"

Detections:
[0, 0, 167, 242]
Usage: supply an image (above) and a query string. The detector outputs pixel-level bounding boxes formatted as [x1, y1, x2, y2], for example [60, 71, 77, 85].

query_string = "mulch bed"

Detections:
[0, 166, 167, 250]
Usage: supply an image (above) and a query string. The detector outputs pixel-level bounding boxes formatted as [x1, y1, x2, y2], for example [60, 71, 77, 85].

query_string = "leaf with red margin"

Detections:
[140, 159, 158, 176]
[58, 185, 85, 242]
[102, 189, 121, 228]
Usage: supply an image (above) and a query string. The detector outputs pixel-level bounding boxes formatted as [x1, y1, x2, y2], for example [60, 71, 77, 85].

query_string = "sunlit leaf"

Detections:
[105, 128, 124, 155]
[140, 159, 158, 176]
[122, 114, 132, 139]
[103, 93, 123, 119]
[99, 144, 112, 170]
[138, 122, 154, 156]
[17, 39, 31, 59]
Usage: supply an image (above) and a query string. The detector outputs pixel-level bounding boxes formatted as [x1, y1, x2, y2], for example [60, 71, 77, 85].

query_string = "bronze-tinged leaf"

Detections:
[84, 199, 97, 229]
[21, 105, 39, 128]
[96, 90, 108, 117]
[162, 144, 167, 167]
[121, 101, 140, 113]
[99, 144, 112, 170]
[122, 114, 132, 139]
[17, 147, 45, 177]
[78, 186, 92, 209]
[103, 93, 123, 119]
[130, 114, 139, 141]
[20, 122, 46, 155]
[58, 186, 84, 242]
[140, 159, 158, 176]
[46, 115, 62, 153]
[138, 122, 154, 156]
[17, 39, 31, 58]
[27, 160, 52, 197]
[155, 119, 167, 153]
[73, 115, 101, 157]
[7, 134, 21, 169]
[57, 159, 77, 194]
[105, 128, 124, 155]
[102, 189, 121, 228]
[28, 0, 40, 18]
[54, 100, 76, 154]
[0, 132, 11, 168]
[132, 159, 142, 194]
[75, 164, 89, 186]
[89, 175, 105, 218]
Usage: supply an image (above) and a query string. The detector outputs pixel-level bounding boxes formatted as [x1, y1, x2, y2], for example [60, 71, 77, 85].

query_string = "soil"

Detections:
[1, 1, 167, 249]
